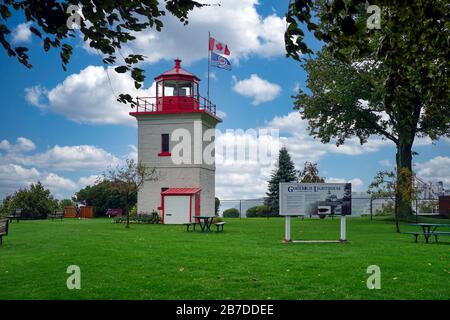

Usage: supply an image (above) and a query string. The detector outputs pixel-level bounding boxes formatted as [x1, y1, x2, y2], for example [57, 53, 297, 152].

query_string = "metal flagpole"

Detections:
[207, 31, 211, 103]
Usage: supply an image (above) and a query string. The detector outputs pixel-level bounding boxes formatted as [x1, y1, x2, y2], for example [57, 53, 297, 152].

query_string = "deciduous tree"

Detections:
[285, 0, 450, 218]
[297, 161, 325, 183]
[103, 159, 158, 228]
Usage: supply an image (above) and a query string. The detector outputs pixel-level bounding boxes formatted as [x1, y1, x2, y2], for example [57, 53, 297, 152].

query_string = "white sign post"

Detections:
[340, 215, 346, 242]
[284, 216, 291, 242]
[279, 182, 351, 243]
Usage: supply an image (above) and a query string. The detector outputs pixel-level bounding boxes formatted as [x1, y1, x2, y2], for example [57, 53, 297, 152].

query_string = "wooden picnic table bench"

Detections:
[403, 223, 450, 243]
[48, 211, 64, 221]
[184, 219, 226, 233]
[184, 222, 198, 232]
[0, 219, 9, 246]
[429, 231, 450, 243]
[213, 221, 226, 232]
[400, 231, 422, 243]
[7, 209, 22, 223]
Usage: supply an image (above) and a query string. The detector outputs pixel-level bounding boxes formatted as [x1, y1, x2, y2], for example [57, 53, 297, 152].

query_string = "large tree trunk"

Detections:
[395, 138, 413, 221]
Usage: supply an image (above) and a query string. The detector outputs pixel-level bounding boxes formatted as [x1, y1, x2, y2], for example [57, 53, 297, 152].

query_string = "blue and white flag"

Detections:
[211, 51, 231, 71]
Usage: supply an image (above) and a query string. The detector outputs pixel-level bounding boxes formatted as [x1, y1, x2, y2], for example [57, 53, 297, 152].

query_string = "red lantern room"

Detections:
[130, 59, 219, 119]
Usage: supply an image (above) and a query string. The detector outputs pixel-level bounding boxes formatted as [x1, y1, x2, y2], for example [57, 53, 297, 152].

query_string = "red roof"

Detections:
[161, 188, 201, 195]
[155, 59, 200, 81]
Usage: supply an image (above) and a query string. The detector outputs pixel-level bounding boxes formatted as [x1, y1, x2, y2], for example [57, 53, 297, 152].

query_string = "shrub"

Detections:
[129, 205, 138, 217]
[215, 197, 220, 216]
[212, 216, 224, 224]
[223, 208, 239, 218]
[375, 202, 395, 216]
[246, 205, 271, 217]
[114, 211, 161, 224]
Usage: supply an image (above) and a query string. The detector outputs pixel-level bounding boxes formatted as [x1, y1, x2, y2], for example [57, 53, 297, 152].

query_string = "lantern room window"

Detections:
[177, 81, 192, 96]
[162, 80, 194, 97]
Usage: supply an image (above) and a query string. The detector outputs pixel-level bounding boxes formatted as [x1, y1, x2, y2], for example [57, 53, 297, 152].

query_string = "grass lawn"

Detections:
[0, 217, 448, 300]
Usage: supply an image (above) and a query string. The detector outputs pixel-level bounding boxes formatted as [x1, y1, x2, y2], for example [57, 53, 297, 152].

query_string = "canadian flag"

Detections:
[209, 37, 230, 56]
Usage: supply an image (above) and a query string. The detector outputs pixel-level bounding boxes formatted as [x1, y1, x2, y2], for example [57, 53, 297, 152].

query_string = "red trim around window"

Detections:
[158, 152, 171, 156]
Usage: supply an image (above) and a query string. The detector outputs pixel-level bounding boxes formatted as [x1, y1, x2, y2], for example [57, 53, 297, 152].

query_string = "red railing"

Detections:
[133, 96, 217, 115]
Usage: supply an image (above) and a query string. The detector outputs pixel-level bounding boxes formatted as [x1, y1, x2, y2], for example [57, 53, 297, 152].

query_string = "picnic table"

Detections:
[404, 223, 450, 243]
[194, 216, 214, 232]
[7, 209, 22, 223]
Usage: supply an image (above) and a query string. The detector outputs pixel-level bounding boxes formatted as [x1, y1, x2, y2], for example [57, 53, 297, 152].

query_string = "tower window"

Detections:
[159, 134, 171, 156]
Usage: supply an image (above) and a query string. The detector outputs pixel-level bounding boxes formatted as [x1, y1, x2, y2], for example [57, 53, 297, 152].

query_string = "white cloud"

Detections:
[12, 22, 32, 43]
[15, 137, 36, 152]
[25, 65, 156, 126]
[379, 159, 393, 167]
[0, 138, 130, 198]
[9, 145, 122, 171]
[0, 164, 77, 198]
[216, 110, 227, 119]
[0, 137, 36, 153]
[125, 145, 138, 162]
[25, 85, 48, 109]
[120, 0, 286, 65]
[41, 173, 78, 191]
[232, 74, 281, 105]
[214, 112, 396, 199]
[0, 140, 11, 151]
[326, 177, 364, 191]
[78, 175, 101, 188]
[216, 161, 271, 200]
[415, 156, 450, 185]
[0, 137, 150, 199]
[266, 112, 393, 164]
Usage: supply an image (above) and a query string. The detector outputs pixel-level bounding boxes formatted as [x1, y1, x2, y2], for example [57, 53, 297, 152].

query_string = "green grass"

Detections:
[0, 217, 449, 300]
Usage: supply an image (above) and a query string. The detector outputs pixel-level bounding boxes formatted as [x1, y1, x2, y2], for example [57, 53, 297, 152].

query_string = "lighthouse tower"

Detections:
[130, 59, 222, 224]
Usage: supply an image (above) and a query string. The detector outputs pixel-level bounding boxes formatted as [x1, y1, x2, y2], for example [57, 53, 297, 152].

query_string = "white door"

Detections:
[164, 195, 191, 224]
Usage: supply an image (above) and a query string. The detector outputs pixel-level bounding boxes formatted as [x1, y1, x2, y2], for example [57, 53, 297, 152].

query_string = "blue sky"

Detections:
[0, 0, 449, 200]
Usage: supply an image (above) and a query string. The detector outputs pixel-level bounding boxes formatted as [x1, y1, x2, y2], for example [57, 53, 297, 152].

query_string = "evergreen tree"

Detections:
[264, 147, 297, 215]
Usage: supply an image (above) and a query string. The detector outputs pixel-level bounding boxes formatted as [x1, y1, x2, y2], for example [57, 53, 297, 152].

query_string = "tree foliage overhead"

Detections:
[0, 0, 203, 104]
[265, 147, 297, 215]
[285, 0, 450, 217]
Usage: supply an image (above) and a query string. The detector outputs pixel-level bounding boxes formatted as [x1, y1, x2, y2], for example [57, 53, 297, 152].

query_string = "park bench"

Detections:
[7, 209, 22, 223]
[429, 231, 450, 243]
[48, 211, 64, 221]
[106, 208, 122, 218]
[400, 231, 422, 243]
[0, 219, 9, 246]
[184, 222, 198, 232]
[212, 222, 226, 232]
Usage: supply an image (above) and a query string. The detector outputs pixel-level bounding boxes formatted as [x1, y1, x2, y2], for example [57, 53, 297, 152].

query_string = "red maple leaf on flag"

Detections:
[216, 43, 223, 51]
